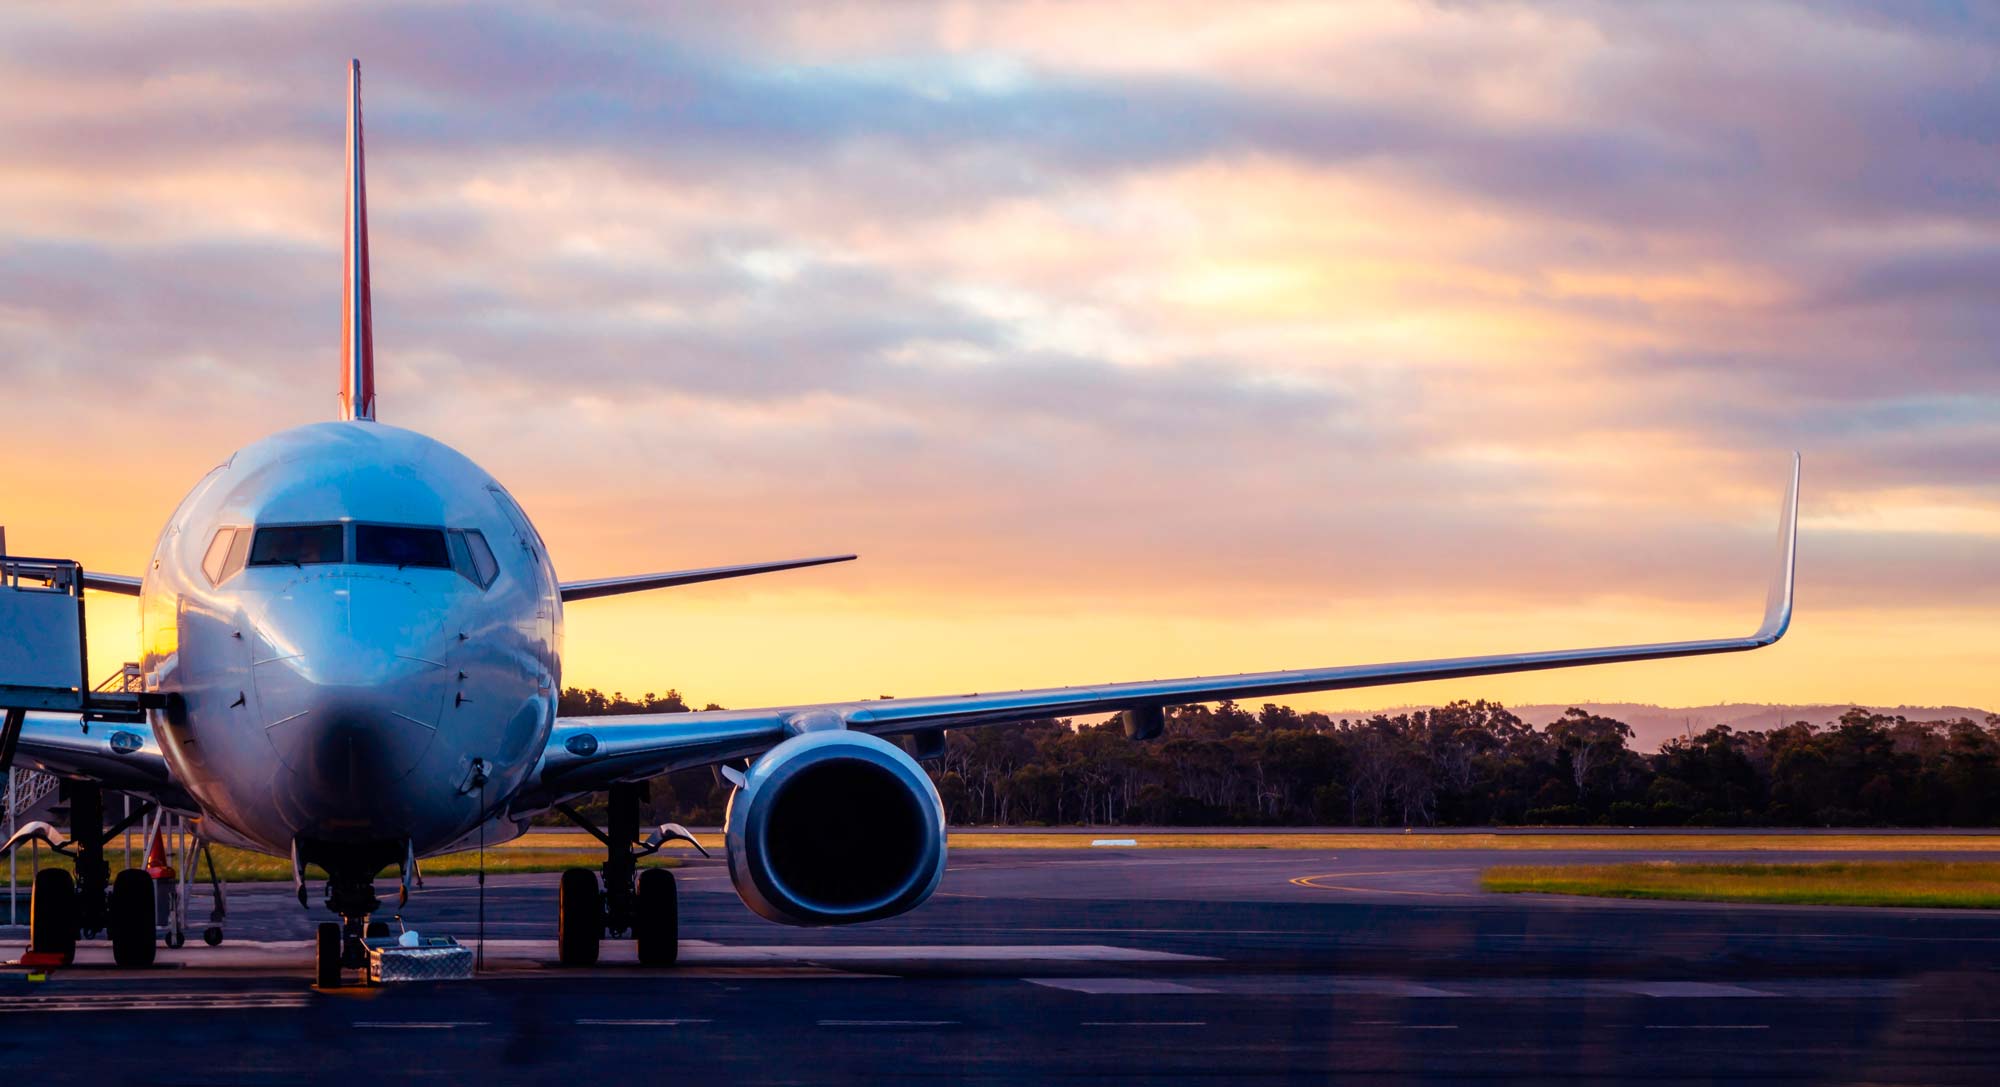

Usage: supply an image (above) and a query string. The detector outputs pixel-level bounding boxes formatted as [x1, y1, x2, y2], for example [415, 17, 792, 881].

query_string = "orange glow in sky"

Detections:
[3, 2, 1994, 714]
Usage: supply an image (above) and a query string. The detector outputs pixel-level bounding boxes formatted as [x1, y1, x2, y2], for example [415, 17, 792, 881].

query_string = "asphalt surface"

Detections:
[5, 846, 2000, 1084]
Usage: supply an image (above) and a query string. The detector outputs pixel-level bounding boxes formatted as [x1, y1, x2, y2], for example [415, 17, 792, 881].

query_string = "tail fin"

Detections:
[339, 58, 376, 422]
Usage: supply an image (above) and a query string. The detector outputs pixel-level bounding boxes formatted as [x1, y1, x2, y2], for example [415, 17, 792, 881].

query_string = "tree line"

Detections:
[558, 688, 2000, 828]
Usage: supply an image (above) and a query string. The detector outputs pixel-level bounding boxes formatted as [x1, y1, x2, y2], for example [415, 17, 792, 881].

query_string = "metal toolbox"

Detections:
[364, 935, 475, 984]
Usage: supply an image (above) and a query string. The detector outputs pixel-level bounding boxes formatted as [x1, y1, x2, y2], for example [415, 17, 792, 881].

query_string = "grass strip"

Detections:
[938, 831, 2000, 852]
[0, 846, 680, 885]
[1481, 860, 2000, 909]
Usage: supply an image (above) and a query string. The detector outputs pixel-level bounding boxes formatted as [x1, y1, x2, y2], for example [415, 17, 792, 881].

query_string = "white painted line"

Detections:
[756, 944, 1211, 963]
[1911, 1018, 2000, 1024]
[1091, 839, 1139, 847]
[1080, 1021, 1208, 1028]
[574, 1018, 712, 1027]
[0, 1000, 314, 1013]
[1643, 1025, 1770, 1031]
[1027, 978, 1217, 995]
[816, 1019, 958, 1028]
[1617, 982, 1776, 999]
[353, 1021, 491, 1030]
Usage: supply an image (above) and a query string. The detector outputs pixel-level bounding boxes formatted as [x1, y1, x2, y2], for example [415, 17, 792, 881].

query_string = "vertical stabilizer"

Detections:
[339, 59, 376, 422]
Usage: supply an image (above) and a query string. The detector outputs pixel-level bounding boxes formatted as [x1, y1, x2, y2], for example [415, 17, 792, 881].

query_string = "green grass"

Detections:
[941, 830, 2000, 852]
[0, 844, 681, 884]
[1481, 860, 2000, 909]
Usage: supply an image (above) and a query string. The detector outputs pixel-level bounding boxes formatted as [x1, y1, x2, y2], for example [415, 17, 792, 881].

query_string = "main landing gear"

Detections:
[555, 781, 692, 968]
[11, 782, 160, 967]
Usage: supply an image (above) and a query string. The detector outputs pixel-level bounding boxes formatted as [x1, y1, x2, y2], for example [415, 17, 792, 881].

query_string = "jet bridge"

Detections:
[1, 556, 91, 714]
[0, 557, 151, 768]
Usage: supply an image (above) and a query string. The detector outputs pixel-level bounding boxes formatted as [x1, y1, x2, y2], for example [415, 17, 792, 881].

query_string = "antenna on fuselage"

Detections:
[339, 58, 376, 422]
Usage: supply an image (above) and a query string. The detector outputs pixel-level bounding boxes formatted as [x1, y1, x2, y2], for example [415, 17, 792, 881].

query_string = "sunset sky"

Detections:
[2, 2, 1995, 715]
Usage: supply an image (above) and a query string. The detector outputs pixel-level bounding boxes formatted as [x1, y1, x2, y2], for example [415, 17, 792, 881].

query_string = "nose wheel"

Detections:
[312, 877, 383, 988]
[316, 922, 342, 988]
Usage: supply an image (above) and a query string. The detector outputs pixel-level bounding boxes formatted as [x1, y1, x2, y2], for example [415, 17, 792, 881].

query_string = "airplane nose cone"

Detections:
[250, 576, 451, 812]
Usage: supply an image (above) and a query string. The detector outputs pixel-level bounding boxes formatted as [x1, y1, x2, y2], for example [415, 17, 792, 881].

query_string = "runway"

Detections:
[6, 845, 2000, 1084]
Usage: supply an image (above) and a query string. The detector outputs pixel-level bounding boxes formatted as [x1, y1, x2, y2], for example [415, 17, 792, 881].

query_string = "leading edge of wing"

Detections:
[12, 713, 185, 800]
[83, 571, 144, 595]
[558, 554, 856, 602]
[535, 455, 1797, 794]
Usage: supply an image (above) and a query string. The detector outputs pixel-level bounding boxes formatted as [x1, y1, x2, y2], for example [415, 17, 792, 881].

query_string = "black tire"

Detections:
[109, 869, 157, 968]
[557, 867, 601, 967]
[366, 920, 390, 939]
[316, 922, 343, 988]
[203, 926, 224, 947]
[635, 868, 679, 967]
[29, 867, 77, 963]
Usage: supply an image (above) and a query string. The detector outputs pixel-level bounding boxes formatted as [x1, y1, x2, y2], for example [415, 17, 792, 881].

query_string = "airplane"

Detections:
[0, 61, 1801, 988]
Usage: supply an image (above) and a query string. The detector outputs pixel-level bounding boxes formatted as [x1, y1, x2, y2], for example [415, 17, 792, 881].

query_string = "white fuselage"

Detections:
[141, 421, 560, 862]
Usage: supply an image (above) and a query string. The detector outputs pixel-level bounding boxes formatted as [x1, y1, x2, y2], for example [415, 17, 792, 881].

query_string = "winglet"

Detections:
[1754, 452, 1800, 644]
[339, 58, 376, 422]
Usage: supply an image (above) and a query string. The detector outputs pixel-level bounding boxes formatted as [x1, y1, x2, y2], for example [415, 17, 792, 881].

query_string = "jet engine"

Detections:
[724, 729, 947, 925]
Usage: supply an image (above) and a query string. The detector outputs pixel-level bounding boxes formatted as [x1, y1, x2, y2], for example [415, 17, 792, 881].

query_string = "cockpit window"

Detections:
[487, 486, 545, 559]
[248, 524, 345, 567]
[448, 529, 500, 588]
[356, 524, 451, 570]
[221, 529, 251, 581]
[201, 528, 236, 584]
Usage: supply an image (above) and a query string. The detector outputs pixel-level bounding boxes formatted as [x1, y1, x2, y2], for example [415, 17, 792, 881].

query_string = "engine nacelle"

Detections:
[724, 729, 947, 926]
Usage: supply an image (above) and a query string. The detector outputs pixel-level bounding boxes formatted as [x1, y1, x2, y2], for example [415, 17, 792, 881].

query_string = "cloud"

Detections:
[1, 0, 1995, 708]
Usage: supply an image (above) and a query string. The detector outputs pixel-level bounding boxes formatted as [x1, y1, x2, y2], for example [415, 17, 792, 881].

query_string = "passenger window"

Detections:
[448, 529, 500, 588]
[201, 528, 236, 584]
[355, 524, 451, 569]
[248, 524, 345, 567]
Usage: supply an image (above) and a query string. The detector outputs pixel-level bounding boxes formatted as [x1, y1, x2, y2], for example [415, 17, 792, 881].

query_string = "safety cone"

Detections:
[145, 834, 175, 881]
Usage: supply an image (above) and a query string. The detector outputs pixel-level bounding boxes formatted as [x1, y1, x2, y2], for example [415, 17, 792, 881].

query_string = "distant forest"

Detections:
[558, 688, 2000, 828]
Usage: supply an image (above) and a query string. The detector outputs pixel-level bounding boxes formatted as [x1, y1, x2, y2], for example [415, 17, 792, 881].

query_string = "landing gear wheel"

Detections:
[557, 867, 602, 967]
[366, 920, 390, 939]
[165, 928, 186, 950]
[315, 922, 343, 988]
[635, 868, 679, 967]
[203, 926, 224, 947]
[109, 869, 157, 967]
[29, 868, 77, 964]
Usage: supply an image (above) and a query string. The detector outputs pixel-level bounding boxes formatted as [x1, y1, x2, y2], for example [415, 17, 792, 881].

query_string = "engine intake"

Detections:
[724, 729, 946, 925]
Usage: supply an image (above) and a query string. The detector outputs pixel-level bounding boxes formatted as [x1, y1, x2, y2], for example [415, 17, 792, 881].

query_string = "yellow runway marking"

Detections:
[1290, 867, 1480, 897]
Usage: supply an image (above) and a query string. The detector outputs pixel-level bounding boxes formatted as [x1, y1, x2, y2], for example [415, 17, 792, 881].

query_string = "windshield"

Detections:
[248, 524, 345, 567]
[355, 524, 451, 569]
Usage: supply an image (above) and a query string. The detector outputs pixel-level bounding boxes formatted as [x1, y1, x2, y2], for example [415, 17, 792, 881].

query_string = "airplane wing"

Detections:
[529, 455, 1798, 803]
[11, 713, 189, 806]
[559, 554, 857, 602]
[83, 572, 144, 596]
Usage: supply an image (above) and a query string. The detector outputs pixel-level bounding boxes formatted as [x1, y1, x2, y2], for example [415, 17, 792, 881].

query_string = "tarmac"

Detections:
[4, 844, 2000, 1084]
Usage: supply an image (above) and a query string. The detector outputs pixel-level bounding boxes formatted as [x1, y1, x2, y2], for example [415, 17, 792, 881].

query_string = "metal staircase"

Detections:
[4, 768, 57, 823]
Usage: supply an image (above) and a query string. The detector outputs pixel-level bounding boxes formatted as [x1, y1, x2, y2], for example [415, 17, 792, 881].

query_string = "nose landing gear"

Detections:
[554, 781, 693, 968]
[314, 878, 383, 989]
